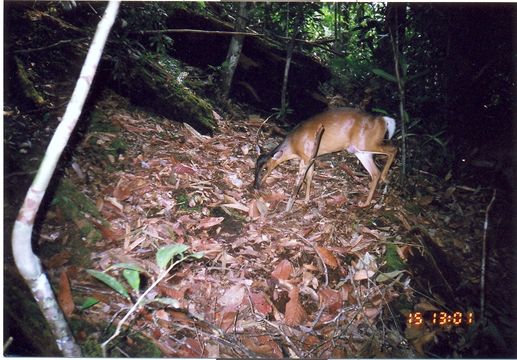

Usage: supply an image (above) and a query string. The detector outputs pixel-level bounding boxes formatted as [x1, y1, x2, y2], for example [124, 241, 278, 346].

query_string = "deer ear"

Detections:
[272, 150, 283, 160]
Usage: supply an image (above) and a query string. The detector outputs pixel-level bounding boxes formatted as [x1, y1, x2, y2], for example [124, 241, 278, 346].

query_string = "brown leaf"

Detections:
[45, 250, 72, 268]
[316, 246, 339, 269]
[353, 269, 375, 281]
[241, 335, 283, 358]
[248, 199, 261, 218]
[271, 259, 293, 280]
[364, 307, 380, 320]
[250, 292, 273, 315]
[418, 195, 434, 206]
[319, 287, 342, 314]
[262, 191, 286, 203]
[284, 288, 307, 326]
[173, 163, 195, 175]
[411, 330, 436, 355]
[157, 284, 187, 300]
[112, 180, 138, 201]
[218, 284, 245, 308]
[396, 244, 413, 261]
[197, 216, 224, 229]
[155, 309, 170, 321]
[326, 194, 348, 207]
[178, 337, 204, 357]
[217, 310, 237, 332]
[414, 301, 441, 312]
[57, 271, 75, 319]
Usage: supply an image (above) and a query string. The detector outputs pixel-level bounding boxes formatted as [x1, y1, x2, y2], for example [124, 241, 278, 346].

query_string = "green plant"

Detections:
[86, 245, 204, 356]
[271, 105, 293, 121]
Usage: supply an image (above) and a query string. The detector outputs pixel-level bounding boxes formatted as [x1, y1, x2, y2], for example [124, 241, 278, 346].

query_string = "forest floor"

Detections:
[5, 89, 514, 357]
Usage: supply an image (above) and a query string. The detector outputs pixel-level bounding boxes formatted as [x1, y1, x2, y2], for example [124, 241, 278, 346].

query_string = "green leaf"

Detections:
[156, 244, 189, 270]
[383, 244, 406, 271]
[371, 107, 389, 116]
[143, 297, 181, 308]
[376, 270, 405, 283]
[190, 252, 205, 260]
[86, 269, 130, 299]
[406, 69, 430, 84]
[79, 297, 100, 310]
[108, 262, 146, 273]
[123, 269, 141, 291]
[400, 57, 408, 77]
[372, 68, 397, 83]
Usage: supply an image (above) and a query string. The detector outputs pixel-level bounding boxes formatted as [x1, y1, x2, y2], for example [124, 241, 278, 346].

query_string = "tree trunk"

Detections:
[279, 7, 304, 120]
[387, 4, 407, 179]
[10, 1, 120, 356]
[221, 2, 249, 99]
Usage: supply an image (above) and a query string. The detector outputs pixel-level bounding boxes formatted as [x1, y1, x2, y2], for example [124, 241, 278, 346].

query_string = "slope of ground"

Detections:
[9, 90, 509, 357]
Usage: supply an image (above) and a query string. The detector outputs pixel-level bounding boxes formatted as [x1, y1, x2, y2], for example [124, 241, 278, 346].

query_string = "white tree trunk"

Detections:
[11, 1, 120, 356]
[221, 2, 249, 98]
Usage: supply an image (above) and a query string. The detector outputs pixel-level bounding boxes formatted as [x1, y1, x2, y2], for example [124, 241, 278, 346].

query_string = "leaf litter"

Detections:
[38, 92, 513, 357]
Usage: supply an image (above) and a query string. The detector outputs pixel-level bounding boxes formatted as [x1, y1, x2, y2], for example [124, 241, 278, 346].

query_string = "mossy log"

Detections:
[14, 56, 46, 107]
[107, 53, 217, 134]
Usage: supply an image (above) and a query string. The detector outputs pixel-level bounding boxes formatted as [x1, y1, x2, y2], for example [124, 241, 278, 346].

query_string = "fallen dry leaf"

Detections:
[221, 202, 249, 212]
[178, 337, 205, 357]
[155, 309, 170, 321]
[271, 259, 294, 280]
[414, 301, 441, 312]
[248, 199, 261, 218]
[45, 250, 72, 268]
[217, 310, 238, 332]
[241, 335, 283, 358]
[353, 269, 376, 281]
[325, 194, 348, 207]
[411, 329, 436, 355]
[319, 287, 342, 314]
[316, 246, 339, 269]
[173, 163, 196, 175]
[57, 271, 75, 319]
[197, 216, 224, 229]
[418, 195, 434, 206]
[364, 307, 380, 320]
[255, 198, 269, 216]
[218, 284, 245, 308]
[284, 288, 307, 326]
[250, 292, 273, 315]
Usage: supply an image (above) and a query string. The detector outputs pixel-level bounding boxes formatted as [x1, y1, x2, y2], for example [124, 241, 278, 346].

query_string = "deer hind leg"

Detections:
[379, 145, 397, 183]
[354, 152, 380, 207]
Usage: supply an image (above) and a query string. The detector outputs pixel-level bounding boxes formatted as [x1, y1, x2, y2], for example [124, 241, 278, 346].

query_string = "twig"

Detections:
[3, 337, 13, 353]
[255, 114, 276, 139]
[294, 232, 329, 287]
[480, 188, 496, 322]
[165, 320, 259, 358]
[12, 38, 89, 54]
[262, 318, 304, 358]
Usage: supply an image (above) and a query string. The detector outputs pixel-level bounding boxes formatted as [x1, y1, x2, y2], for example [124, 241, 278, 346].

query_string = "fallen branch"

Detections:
[132, 28, 263, 36]
[13, 38, 88, 54]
